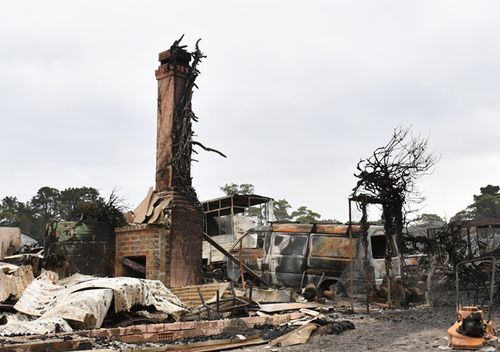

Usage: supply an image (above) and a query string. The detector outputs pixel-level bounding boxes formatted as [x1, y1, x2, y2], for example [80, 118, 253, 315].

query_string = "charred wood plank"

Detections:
[0, 338, 93, 352]
[120, 257, 146, 275]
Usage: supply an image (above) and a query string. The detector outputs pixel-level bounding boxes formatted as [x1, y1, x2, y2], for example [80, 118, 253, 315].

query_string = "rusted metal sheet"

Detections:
[171, 282, 230, 308]
[315, 224, 360, 234]
[309, 235, 356, 259]
[272, 223, 313, 233]
[228, 223, 404, 293]
[228, 226, 359, 288]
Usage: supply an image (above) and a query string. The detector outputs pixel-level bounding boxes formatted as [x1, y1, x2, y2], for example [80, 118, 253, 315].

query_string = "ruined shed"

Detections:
[202, 194, 273, 266]
[44, 220, 115, 278]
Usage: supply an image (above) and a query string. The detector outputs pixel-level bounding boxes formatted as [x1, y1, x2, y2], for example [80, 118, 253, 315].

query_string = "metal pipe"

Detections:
[300, 271, 306, 290]
[318, 272, 325, 288]
[348, 198, 354, 311]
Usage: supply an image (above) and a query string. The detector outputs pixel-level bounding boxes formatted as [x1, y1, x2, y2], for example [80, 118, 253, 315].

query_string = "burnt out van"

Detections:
[226, 223, 401, 292]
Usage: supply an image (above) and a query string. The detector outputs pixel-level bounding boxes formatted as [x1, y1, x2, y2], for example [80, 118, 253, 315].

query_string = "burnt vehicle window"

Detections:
[241, 233, 258, 248]
[370, 235, 397, 258]
[272, 233, 308, 256]
[370, 235, 386, 259]
[309, 235, 355, 259]
[257, 236, 264, 249]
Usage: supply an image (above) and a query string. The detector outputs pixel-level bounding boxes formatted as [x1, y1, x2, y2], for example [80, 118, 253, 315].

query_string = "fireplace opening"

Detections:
[120, 256, 146, 279]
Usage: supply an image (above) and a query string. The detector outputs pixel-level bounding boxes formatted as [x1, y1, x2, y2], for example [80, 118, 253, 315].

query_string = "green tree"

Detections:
[473, 185, 500, 219]
[452, 185, 500, 221]
[291, 206, 322, 223]
[0, 196, 24, 226]
[59, 187, 103, 220]
[30, 187, 61, 219]
[0, 196, 38, 240]
[220, 183, 255, 196]
[219, 183, 335, 223]
[451, 209, 474, 221]
[0, 186, 126, 242]
[29, 187, 62, 239]
[417, 213, 444, 223]
[273, 199, 292, 221]
[220, 183, 260, 216]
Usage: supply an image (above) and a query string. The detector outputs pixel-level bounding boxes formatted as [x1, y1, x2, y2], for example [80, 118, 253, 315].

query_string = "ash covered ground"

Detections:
[83, 301, 500, 351]
[235, 304, 499, 352]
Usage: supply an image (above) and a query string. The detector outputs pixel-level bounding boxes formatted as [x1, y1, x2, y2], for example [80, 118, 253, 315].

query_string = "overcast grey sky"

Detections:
[1, 1, 499, 222]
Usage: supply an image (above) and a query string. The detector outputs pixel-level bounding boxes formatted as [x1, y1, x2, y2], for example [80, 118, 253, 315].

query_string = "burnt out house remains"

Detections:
[114, 39, 207, 288]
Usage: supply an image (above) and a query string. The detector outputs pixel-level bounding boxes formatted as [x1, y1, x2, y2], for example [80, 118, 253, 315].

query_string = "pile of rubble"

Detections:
[0, 265, 356, 351]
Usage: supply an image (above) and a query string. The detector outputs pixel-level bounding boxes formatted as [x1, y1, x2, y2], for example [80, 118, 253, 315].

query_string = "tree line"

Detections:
[0, 186, 125, 242]
[451, 184, 500, 221]
[1, 181, 496, 243]
[220, 183, 339, 223]
[220, 182, 500, 225]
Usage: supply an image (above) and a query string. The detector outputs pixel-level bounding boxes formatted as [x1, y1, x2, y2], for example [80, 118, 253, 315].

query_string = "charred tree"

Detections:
[352, 127, 437, 250]
[351, 127, 437, 305]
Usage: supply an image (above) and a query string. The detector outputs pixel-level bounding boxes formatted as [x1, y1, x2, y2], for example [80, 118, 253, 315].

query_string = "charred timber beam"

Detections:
[202, 232, 273, 287]
[120, 257, 146, 275]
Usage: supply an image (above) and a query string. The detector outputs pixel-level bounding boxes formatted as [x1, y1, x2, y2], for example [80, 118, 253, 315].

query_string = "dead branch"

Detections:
[167, 37, 225, 204]
[191, 141, 227, 158]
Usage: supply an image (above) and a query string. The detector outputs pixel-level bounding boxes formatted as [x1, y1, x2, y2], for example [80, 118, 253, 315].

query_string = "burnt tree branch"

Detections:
[168, 37, 226, 204]
[351, 126, 438, 307]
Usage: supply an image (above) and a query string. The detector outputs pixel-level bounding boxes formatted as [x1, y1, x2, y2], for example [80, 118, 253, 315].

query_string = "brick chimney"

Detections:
[153, 44, 203, 286]
[155, 48, 192, 192]
[115, 42, 203, 287]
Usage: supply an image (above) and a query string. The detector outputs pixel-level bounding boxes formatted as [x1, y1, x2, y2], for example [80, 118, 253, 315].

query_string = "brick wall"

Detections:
[115, 224, 170, 284]
[167, 204, 203, 287]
